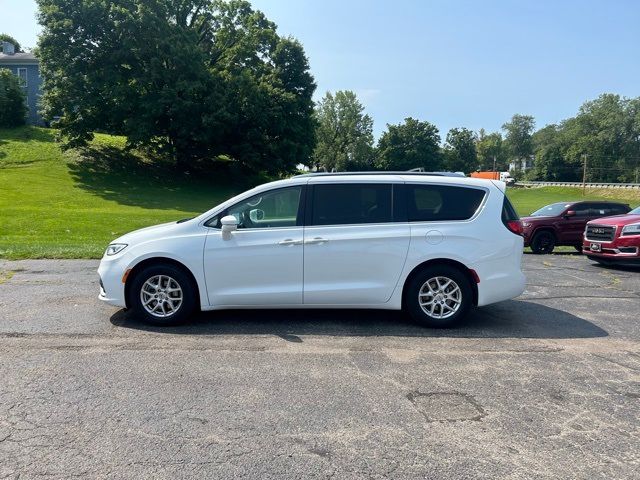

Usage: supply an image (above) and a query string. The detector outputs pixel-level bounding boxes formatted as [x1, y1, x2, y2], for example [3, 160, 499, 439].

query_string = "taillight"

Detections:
[506, 220, 523, 236]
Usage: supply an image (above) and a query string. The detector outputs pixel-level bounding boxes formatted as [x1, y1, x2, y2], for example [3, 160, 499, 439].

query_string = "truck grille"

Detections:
[585, 225, 615, 241]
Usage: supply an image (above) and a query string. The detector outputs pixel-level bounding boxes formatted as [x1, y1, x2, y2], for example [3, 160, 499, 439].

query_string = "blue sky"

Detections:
[2, 0, 639, 139]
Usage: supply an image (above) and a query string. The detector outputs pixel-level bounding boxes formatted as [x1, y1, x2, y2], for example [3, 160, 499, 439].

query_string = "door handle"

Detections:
[278, 239, 302, 246]
[304, 237, 329, 245]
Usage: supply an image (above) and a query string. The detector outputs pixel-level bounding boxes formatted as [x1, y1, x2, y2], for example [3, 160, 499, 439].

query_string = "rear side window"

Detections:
[502, 195, 520, 223]
[610, 204, 631, 215]
[573, 203, 592, 216]
[310, 184, 393, 226]
[407, 184, 486, 222]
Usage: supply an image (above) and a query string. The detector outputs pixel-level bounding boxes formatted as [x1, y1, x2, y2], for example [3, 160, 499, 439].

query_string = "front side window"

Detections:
[219, 186, 302, 229]
[407, 184, 485, 222]
[311, 184, 393, 226]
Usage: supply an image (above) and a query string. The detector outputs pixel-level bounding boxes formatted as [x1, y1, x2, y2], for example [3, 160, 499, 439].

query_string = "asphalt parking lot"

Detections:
[0, 254, 639, 479]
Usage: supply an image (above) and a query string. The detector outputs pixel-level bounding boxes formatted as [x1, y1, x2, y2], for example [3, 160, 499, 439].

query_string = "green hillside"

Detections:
[0, 127, 239, 259]
[1, 126, 639, 259]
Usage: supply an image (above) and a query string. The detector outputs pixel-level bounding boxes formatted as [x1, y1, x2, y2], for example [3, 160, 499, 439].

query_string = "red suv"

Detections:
[583, 206, 640, 266]
[521, 201, 631, 254]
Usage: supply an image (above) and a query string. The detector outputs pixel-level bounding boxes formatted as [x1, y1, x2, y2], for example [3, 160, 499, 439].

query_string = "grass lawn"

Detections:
[2, 126, 640, 259]
[0, 126, 240, 259]
[507, 185, 640, 216]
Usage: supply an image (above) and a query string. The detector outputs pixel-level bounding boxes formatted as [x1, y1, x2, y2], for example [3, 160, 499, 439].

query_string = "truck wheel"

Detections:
[531, 231, 555, 254]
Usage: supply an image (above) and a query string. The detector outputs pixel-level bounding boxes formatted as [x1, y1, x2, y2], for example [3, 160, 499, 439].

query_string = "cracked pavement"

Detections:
[0, 254, 639, 479]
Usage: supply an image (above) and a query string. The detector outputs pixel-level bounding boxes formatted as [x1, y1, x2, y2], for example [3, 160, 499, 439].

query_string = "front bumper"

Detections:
[583, 235, 640, 265]
[97, 256, 128, 307]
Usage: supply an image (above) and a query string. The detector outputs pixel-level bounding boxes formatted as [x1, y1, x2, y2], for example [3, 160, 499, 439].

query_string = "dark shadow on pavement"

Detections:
[524, 251, 583, 257]
[111, 299, 608, 340]
[590, 262, 640, 273]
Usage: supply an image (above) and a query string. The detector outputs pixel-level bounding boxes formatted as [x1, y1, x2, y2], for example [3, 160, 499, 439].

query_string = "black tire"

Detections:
[128, 263, 197, 326]
[404, 265, 473, 328]
[530, 231, 555, 254]
[573, 245, 583, 253]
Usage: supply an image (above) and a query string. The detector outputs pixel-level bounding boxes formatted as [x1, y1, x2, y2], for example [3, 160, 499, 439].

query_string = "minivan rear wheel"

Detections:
[404, 265, 472, 328]
[531, 231, 555, 254]
[129, 263, 196, 325]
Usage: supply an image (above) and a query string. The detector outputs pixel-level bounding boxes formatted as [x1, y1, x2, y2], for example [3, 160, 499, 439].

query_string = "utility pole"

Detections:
[493, 156, 496, 172]
[635, 167, 639, 184]
[582, 154, 587, 196]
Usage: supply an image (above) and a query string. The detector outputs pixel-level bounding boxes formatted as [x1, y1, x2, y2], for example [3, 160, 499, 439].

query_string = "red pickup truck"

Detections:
[583, 206, 640, 266]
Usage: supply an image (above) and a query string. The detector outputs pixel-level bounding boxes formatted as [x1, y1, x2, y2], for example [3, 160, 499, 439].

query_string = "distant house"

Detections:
[509, 156, 534, 172]
[0, 41, 44, 125]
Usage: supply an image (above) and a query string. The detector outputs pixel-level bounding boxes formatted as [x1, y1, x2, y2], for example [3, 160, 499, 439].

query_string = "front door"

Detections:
[203, 186, 305, 306]
[303, 182, 410, 305]
[560, 203, 593, 244]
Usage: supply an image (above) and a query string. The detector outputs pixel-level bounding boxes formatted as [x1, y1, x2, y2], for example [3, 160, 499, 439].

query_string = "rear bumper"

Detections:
[474, 242, 526, 307]
[477, 270, 526, 306]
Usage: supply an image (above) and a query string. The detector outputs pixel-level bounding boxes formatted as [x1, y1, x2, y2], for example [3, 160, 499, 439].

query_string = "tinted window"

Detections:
[530, 202, 571, 217]
[407, 184, 485, 222]
[611, 204, 631, 215]
[573, 203, 592, 216]
[224, 187, 302, 229]
[311, 184, 392, 225]
[502, 196, 520, 223]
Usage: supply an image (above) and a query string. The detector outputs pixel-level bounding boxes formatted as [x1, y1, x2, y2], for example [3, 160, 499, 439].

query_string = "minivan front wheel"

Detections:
[129, 264, 196, 325]
[405, 265, 472, 328]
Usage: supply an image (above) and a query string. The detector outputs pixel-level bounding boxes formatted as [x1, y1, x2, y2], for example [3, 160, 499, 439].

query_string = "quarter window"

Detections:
[407, 184, 485, 222]
[219, 186, 302, 229]
[311, 184, 393, 226]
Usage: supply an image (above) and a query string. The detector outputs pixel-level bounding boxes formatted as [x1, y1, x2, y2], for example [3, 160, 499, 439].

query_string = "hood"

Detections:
[587, 214, 640, 227]
[111, 220, 189, 245]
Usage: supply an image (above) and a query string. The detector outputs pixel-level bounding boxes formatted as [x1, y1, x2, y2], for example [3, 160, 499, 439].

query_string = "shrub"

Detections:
[0, 69, 27, 127]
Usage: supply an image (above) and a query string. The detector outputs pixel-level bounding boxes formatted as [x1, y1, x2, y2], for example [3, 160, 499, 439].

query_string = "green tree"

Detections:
[531, 125, 571, 181]
[376, 117, 441, 171]
[36, 0, 315, 174]
[502, 114, 535, 175]
[312, 90, 374, 171]
[0, 69, 27, 127]
[0, 34, 22, 52]
[561, 94, 640, 182]
[443, 127, 477, 173]
[476, 129, 506, 171]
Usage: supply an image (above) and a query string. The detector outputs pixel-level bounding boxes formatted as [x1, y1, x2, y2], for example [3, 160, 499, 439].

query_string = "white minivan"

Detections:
[98, 173, 525, 327]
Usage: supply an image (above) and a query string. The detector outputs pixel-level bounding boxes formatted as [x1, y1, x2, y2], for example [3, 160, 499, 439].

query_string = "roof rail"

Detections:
[293, 171, 466, 178]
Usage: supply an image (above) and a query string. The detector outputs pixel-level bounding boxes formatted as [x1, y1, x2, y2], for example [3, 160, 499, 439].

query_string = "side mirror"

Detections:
[221, 215, 238, 239]
[564, 210, 576, 218]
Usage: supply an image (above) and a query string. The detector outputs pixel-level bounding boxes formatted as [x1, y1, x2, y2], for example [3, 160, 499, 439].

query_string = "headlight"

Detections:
[621, 224, 640, 236]
[105, 243, 128, 256]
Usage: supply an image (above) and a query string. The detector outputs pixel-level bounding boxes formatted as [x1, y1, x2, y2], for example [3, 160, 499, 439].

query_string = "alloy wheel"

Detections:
[140, 274, 183, 318]
[418, 276, 462, 319]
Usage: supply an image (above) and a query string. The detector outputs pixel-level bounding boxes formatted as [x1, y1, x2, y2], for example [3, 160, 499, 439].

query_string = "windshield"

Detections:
[630, 206, 640, 215]
[529, 202, 572, 217]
